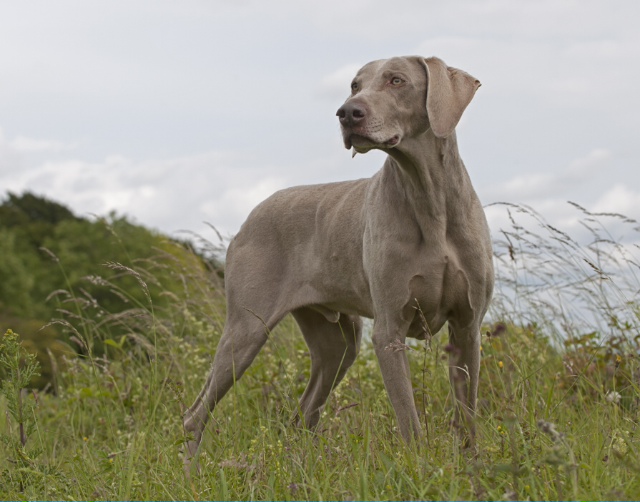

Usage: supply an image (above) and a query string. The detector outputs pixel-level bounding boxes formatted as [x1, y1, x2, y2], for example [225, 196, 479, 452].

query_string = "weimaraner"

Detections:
[183, 55, 494, 467]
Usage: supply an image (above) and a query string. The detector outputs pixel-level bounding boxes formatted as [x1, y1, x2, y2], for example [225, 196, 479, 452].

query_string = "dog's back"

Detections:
[226, 178, 373, 320]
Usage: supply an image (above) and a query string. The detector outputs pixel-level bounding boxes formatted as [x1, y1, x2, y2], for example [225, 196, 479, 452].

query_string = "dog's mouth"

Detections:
[385, 135, 400, 147]
[345, 134, 400, 151]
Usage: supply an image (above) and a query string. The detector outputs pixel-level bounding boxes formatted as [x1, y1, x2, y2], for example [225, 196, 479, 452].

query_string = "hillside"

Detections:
[1, 192, 639, 499]
[0, 192, 222, 387]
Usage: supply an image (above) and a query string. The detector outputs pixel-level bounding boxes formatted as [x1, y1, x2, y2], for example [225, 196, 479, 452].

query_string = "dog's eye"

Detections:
[391, 77, 404, 86]
[351, 81, 359, 92]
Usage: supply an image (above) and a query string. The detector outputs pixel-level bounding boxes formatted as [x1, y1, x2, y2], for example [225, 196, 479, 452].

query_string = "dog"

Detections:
[183, 55, 494, 468]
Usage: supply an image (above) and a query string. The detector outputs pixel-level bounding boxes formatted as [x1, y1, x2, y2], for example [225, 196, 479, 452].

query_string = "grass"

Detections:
[1, 203, 640, 500]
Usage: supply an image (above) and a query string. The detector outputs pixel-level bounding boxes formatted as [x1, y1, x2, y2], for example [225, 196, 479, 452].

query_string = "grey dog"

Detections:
[183, 55, 494, 468]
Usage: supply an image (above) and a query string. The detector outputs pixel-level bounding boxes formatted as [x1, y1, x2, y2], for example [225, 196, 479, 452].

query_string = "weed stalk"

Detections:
[0, 329, 42, 492]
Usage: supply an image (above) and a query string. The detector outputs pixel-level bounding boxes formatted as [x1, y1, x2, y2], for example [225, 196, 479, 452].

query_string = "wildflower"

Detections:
[605, 391, 621, 404]
[444, 343, 459, 354]
[537, 420, 564, 443]
[487, 323, 506, 338]
[611, 432, 629, 456]
[498, 360, 504, 369]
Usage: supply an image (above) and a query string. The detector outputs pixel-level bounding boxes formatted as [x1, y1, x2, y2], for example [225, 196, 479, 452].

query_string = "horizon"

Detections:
[1, 1, 639, 243]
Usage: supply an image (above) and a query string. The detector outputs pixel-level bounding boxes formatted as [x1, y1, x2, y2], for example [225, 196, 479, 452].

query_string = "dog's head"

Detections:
[336, 56, 480, 154]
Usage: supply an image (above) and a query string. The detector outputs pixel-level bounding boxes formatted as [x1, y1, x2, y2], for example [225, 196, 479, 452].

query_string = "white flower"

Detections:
[605, 391, 621, 404]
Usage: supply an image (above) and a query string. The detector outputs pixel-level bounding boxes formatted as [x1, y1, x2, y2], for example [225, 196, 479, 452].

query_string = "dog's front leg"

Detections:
[372, 322, 422, 445]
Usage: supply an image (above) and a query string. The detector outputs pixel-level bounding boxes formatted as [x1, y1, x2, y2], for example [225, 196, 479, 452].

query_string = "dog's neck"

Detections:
[382, 129, 475, 227]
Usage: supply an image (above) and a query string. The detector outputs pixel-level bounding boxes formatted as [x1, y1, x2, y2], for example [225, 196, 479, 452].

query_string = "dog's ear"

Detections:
[423, 57, 480, 138]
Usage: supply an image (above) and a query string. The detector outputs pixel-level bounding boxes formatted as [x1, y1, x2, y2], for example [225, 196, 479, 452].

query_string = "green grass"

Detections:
[2, 204, 640, 500]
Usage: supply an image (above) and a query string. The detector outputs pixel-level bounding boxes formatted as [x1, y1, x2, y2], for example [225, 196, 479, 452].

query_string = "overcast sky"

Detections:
[1, 0, 639, 243]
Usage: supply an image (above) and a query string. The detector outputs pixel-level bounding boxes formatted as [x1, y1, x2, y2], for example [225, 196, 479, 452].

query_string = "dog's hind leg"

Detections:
[183, 307, 279, 471]
[292, 307, 362, 429]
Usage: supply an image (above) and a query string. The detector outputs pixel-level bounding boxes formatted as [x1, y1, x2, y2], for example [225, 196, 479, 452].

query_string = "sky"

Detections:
[1, 0, 639, 244]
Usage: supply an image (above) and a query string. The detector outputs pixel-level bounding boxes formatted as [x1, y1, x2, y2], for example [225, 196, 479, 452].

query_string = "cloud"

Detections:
[483, 149, 611, 202]
[1, 0, 639, 246]
[317, 64, 361, 101]
[0, 129, 22, 175]
[9, 136, 77, 153]
[593, 185, 640, 218]
[200, 177, 286, 235]
[485, 199, 580, 239]
[480, 148, 640, 244]
[0, 143, 287, 237]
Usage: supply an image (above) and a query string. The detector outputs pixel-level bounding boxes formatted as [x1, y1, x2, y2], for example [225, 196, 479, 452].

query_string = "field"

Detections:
[1, 203, 640, 500]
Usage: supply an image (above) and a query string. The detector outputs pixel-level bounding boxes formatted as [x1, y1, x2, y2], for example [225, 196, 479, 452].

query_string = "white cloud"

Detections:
[565, 149, 610, 176]
[483, 149, 611, 202]
[481, 147, 640, 245]
[1, 0, 639, 242]
[10, 136, 77, 153]
[317, 64, 361, 101]
[593, 185, 640, 218]
[0, 129, 22, 175]
[485, 199, 582, 240]
[0, 145, 287, 237]
[201, 177, 286, 234]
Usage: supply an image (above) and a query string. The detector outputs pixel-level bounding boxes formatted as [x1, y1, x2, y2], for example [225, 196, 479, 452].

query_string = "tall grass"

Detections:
[1, 205, 640, 500]
[491, 201, 640, 341]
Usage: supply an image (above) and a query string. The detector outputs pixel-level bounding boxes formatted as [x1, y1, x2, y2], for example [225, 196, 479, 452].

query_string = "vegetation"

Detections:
[0, 192, 220, 388]
[1, 192, 639, 500]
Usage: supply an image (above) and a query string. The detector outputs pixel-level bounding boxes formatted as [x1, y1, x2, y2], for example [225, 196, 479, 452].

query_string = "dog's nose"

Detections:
[336, 102, 366, 126]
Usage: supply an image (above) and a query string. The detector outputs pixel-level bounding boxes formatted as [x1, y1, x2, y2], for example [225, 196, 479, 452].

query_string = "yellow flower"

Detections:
[498, 361, 504, 369]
